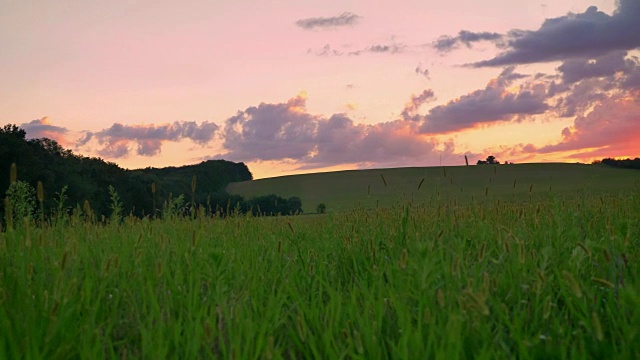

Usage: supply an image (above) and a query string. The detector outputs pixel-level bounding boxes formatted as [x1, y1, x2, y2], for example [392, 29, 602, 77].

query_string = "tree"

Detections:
[287, 196, 303, 214]
[316, 203, 326, 214]
[477, 155, 500, 165]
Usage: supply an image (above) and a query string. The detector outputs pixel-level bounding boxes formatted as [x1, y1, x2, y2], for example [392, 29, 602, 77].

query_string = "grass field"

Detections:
[1, 163, 639, 358]
[227, 163, 640, 213]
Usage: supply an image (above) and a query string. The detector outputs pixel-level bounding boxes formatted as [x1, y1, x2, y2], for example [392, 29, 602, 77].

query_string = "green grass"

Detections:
[227, 163, 640, 213]
[1, 180, 639, 358]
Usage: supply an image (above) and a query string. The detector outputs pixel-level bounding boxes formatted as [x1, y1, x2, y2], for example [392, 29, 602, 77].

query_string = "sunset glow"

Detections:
[1, 0, 638, 178]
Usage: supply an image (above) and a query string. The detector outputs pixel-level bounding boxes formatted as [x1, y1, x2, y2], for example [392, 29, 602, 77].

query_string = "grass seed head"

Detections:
[10, 163, 17, 184]
[591, 277, 615, 289]
[4, 197, 12, 230]
[561, 271, 583, 298]
[436, 288, 445, 308]
[60, 250, 69, 271]
[399, 249, 408, 269]
[37, 181, 44, 202]
[537, 270, 546, 283]
[156, 260, 164, 277]
[478, 242, 486, 261]
[591, 312, 604, 341]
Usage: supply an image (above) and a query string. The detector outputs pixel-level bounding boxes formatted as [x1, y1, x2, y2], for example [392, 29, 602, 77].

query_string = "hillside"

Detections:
[227, 163, 640, 213]
[1, 124, 252, 219]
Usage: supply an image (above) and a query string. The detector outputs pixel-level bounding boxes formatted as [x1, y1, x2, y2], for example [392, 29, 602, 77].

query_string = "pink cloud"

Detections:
[536, 95, 640, 156]
[77, 121, 219, 158]
[220, 94, 465, 169]
[20, 117, 71, 146]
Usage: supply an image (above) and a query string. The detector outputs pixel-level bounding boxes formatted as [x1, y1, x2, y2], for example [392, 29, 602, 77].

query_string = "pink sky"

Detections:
[1, 0, 639, 178]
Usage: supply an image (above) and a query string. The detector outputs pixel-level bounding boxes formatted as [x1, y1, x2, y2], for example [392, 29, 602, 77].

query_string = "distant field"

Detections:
[227, 163, 640, 213]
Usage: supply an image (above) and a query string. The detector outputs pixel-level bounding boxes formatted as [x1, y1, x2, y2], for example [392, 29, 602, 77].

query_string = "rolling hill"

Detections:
[227, 163, 640, 213]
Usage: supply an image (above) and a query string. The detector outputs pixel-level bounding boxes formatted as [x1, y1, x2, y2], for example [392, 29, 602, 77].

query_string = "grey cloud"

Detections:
[623, 67, 640, 89]
[78, 121, 219, 158]
[494, 66, 528, 87]
[551, 54, 640, 117]
[555, 78, 609, 117]
[472, 1, 640, 67]
[222, 95, 317, 161]
[219, 95, 459, 168]
[20, 117, 68, 137]
[312, 42, 406, 57]
[98, 141, 130, 159]
[420, 69, 549, 133]
[558, 51, 630, 84]
[546, 80, 570, 98]
[433, 30, 503, 52]
[20, 117, 70, 145]
[401, 89, 436, 121]
[308, 117, 449, 167]
[296, 12, 360, 30]
[365, 44, 404, 54]
[415, 64, 430, 79]
[312, 44, 344, 56]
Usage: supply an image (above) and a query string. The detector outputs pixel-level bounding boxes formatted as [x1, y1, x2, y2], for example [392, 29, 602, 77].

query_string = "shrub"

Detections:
[5, 180, 36, 225]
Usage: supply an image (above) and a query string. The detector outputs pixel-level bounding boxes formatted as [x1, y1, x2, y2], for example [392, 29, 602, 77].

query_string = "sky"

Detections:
[1, 0, 639, 179]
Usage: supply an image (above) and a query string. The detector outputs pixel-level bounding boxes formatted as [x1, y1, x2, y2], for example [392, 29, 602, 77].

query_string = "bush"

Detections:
[6, 180, 36, 225]
[316, 203, 326, 214]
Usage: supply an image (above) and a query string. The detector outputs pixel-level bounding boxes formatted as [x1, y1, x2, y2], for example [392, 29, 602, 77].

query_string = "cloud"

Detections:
[219, 94, 461, 168]
[622, 64, 640, 90]
[222, 94, 317, 161]
[77, 121, 219, 158]
[20, 117, 70, 145]
[295, 12, 361, 30]
[557, 51, 631, 84]
[471, 1, 640, 67]
[419, 67, 549, 133]
[401, 89, 436, 121]
[311, 44, 344, 56]
[534, 95, 640, 157]
[311, 42, 406, 56]
[554, 78, 609, 117]
[309, 115, 456, 168]
[550, 53, 640, 117]
[415, 64, 430, 79]
[357, 43, 405, 54]
[433, 30, 504, 52]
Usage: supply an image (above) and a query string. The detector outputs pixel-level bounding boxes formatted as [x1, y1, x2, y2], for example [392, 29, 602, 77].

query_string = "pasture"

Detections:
[227, 163, 640, 213]
[0, 163, 639, 358]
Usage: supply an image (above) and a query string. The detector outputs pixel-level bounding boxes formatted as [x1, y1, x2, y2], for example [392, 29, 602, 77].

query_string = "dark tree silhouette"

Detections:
[477, 155, 500, 165]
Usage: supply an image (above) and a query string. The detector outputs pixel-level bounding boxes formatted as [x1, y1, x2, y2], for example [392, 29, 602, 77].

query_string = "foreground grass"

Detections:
[1, 190, 639, 358]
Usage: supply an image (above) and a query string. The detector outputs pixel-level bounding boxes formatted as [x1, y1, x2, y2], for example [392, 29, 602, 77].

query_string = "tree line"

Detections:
[598, 157, 640, 170]
[1, 124, 303, 226]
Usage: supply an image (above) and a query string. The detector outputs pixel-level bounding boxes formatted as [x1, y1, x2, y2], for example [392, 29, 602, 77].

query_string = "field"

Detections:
[228, 163, 640, 213]
[1, 163, 639, 358]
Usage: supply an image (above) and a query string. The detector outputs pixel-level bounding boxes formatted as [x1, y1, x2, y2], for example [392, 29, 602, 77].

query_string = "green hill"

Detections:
[227, 163, 640, 213]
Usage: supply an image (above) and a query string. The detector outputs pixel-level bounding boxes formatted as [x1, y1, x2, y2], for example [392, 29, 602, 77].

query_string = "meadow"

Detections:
[228, 163, 640, 213]
[1, 164, 639, 358]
